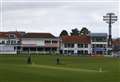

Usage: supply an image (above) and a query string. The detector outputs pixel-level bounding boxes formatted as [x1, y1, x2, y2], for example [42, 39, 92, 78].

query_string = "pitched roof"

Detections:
[0, 32, 22, 38]
[112, 39, 120, 46]
[61, 35, 91, 44]
[23, 33, 56, 38]
[91, 33, 107, 37]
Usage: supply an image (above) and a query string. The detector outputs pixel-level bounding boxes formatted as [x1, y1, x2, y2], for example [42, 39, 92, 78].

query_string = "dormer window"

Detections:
[45, 40, 51, 44]
[9, 34, 16, 39]
[52, 40, 58, 43]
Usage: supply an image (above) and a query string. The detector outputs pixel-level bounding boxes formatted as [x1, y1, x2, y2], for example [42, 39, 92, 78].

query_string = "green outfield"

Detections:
[0, 55, 120, 82]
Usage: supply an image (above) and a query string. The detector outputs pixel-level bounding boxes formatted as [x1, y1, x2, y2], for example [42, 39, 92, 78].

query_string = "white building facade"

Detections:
[0, 32, 22, 54]
[0, 31, 108, 55]
[60, 36, 92, 55]
[21, 33, 59, 54]
[91, 33, 108, 55]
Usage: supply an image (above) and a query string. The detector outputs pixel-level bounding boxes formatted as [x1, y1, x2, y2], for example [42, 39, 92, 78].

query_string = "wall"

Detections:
[60, 43, 91, 54]
[21, 38, 59, 47]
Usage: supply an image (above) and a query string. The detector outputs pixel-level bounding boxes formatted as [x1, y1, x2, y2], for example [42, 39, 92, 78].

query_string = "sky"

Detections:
[0, 0, 119, 38]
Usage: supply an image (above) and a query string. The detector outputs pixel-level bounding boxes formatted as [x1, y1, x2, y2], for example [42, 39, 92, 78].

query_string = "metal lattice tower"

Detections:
[103, 13, 118, 54]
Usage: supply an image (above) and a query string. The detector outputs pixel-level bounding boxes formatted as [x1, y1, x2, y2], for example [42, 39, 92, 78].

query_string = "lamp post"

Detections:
[103, 13, 118, 55]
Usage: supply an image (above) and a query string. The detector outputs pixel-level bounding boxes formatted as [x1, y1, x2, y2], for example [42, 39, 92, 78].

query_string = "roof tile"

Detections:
[61, 35, 91, 44]
[23, 33, 56, 38]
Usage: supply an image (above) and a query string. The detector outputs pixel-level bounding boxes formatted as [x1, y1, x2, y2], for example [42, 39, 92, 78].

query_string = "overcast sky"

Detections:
[0, 0, 119, 38]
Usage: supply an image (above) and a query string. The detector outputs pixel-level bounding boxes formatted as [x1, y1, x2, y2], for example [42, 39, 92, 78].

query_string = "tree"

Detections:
[70, 28, 79, 36]
[60, 30, 68, 37]
[80, 27, 90, 36]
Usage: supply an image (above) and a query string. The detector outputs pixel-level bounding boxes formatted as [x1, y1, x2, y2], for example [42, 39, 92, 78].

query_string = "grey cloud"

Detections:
[2, 0, 68, 1]
[1, 0, 119, 38]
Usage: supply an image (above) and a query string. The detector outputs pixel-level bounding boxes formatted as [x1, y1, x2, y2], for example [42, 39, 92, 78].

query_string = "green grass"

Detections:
[0, 55, 120, 82]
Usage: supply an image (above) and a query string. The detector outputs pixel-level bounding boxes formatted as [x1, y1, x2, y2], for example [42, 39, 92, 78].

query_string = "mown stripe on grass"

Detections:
[28, 64, 101, 73]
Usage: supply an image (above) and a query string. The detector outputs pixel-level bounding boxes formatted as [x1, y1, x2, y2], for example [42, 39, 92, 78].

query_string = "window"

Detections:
[92, 44, 106, 48]
[11, 40, 14, 44]
[17, 41, 21, 44]
[6, 40, 10, 44]
[64, 43, 74, 48]
[78, 50, 88, 55]
[10, 40, 16, 45]
[97, 44, 103, 48]
[45, 40, 51, 43]
[84, 50, 88, 54]
[78, 44, 83, 48]
[64, 44, 67, 48]
[92, 37, 107, 42]
[92, 44, 95, 48]
[6, 41, 9, 44]
[84, 44, 88, 48]
[1, 41, 5, 44]
[77, 50, 83, 54]
[52, 40, 58, 43]
[68, 50, 74, 54]
[9, 34, 16, 39]
[70, 44, 74, 48]
[14, 40, 16, 44]
[64, 50, 67, 54]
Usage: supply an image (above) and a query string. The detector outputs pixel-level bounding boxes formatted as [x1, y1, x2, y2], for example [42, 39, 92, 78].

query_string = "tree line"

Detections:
[60, 27, 90, 37]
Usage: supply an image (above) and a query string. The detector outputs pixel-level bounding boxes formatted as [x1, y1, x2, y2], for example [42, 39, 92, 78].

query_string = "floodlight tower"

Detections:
[103, 13, 118, 55]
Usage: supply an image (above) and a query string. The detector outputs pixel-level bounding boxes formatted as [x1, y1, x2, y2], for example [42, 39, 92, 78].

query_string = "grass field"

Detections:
[0, 55, 120, 82]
